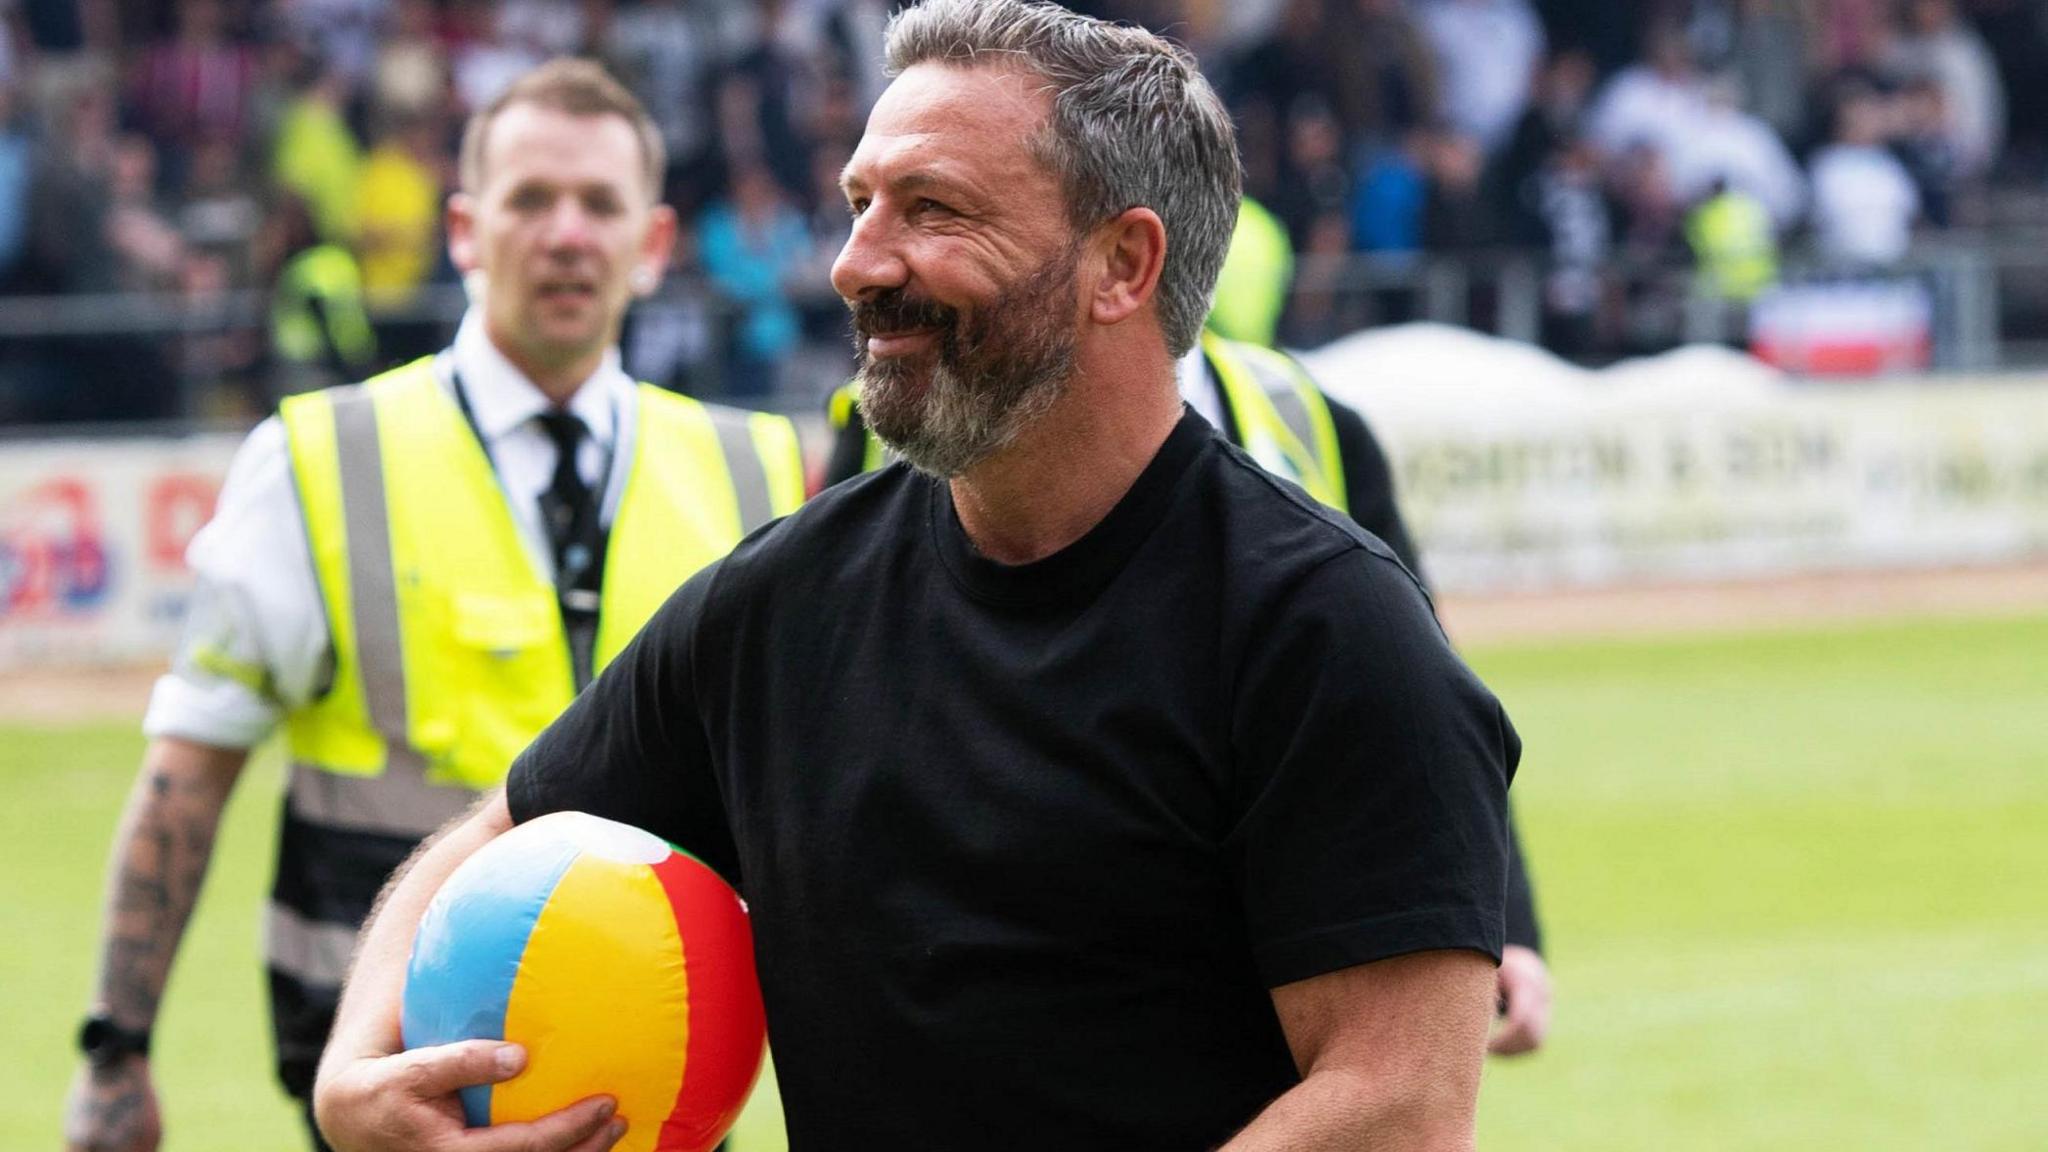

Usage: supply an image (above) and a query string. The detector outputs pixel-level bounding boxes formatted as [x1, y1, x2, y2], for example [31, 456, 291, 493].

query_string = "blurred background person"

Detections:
[261, 191, 375, 397]
[1885, 0, 2003, 181]
[1416, 0, 1544, 160]
[1809, 80, 1921, 270]
[697, 161, 810, 399]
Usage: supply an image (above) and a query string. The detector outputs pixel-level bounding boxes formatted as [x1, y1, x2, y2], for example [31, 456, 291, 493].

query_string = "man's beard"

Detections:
[849, 248, 1079, 478]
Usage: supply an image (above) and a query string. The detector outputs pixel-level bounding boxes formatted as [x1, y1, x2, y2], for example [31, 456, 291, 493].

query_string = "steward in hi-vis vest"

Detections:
[68, 58, 809, 1152]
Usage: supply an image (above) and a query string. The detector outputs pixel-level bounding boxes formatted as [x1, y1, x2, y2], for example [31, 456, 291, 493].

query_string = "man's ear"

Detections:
[1088, 207, 1167, 328]
[634, 204, 680, 297]
[446, 191, 477, 275]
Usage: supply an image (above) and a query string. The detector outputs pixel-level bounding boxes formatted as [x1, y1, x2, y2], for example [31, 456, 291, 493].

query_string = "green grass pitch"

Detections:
[4, 612, 2046, 1150]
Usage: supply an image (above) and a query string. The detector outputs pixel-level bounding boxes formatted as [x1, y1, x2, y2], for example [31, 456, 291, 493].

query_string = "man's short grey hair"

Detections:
[884, 0, 1241, 357]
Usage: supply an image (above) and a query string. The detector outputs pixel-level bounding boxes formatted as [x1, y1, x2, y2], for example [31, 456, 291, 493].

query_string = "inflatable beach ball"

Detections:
[403, 811, 766, 1152]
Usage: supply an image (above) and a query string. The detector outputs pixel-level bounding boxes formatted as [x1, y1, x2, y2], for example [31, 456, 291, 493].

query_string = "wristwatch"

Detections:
[78, 1014, 151, 1070]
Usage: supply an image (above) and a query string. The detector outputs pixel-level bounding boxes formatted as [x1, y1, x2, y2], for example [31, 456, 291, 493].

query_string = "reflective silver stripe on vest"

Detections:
[328, 388, 426, 774]
[266, 901, 362, 990]
[705, 406, 774, 533]
[1235, 351, 1320, 461]
[287, 760, 477, 839]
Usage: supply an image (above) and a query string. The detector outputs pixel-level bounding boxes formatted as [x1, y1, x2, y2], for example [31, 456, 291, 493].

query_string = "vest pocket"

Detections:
[450, 591, 559, 656]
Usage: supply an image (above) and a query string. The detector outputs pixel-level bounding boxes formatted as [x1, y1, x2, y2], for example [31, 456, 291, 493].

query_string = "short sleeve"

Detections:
[1228, 548, 1518, 987]
[143, 416, 330, 747]
[506, 562, 740, 883]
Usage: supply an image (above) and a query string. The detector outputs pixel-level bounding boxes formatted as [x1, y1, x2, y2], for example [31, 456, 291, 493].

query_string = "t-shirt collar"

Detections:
[451, 309, 624, 446]
[930, 407, 1215, 608]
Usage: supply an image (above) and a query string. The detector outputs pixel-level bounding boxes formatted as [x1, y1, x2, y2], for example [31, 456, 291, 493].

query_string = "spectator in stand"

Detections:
[353, 111, 442, 309]
[22, 68, 119, 295]
[369, 0, 449, 122]
[0, 1, 16, 91]
[15, 73, 179, 421]
[0, 78, 30, 286]
[124, 0, 256, 184]
[1226, 0, 1342, 204]
[697, 162, 810, 397]
[104, 133, 186, 293]
[604, 0, 718, 206]
[1490, 47, 1597, 244]
[1269, 95, 1353, 255]
[178, 133, 263, 255]
[280, 0, 389, 88]
[1666, 74, 1805, 232]
[1809, 80, 1920, 269]
[1532, 0, 1653, 79]
[497, 0, 589, 61]
[448, 0, 543, 113]
[1814, 0, 1898, 80]
[1895, 74, 1959, 227]
[1524, 132, 1612, 357]
[1733, 0, 1811, 143]
[1415, 0, 1545, 158]
[1886, 0, 2004, 180]
[1586, 23, 1706, 173]
[1327, 0, 1439, 150]
[272, 56, 363, 243]
[721, 0, 818, 203]
[1964, 0, 2048, 169]
[1352, 130, 1429, 258]
[1420, 128, 1491, 252]
[262, 190, 376, 395]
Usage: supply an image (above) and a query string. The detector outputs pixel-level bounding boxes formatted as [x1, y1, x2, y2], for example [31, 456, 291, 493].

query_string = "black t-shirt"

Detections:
[509, 410, 1518, 1150]
[829, 380, 1547, 955]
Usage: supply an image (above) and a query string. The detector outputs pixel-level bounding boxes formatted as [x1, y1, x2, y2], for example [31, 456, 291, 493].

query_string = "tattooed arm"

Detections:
[64, 737, 248, 1152]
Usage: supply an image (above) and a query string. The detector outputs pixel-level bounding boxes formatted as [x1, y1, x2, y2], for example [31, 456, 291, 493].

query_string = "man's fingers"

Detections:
[1487, 947, 1553, 1056]
[395, 1040, 529, 1099]
[459, 1096, 620, 1152]
[1487, 1006, 1540, 1055]
[561, 1113, 630, 1152]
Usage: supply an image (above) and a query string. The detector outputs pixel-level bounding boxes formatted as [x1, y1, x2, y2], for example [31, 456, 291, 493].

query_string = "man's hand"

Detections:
[314, 1040, 624, 1152]
[1488, 944, 1552, 1057]
[62, 1057, 160, 1152]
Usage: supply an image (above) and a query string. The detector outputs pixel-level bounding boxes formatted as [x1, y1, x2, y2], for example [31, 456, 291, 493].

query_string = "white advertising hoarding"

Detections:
[0, 433, 240, 670]
[1301, 327, 2048, 593]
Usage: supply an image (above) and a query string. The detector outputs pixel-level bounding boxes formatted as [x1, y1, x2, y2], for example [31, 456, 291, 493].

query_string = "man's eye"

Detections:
[509, 189, 550, 212]
[911, 198, 948, 217]
[847, 197, 870, 217]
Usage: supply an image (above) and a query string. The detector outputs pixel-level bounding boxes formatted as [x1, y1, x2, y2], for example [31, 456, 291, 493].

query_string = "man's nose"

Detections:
[830, 208, 910, 303]
[541, 199, 596, 250]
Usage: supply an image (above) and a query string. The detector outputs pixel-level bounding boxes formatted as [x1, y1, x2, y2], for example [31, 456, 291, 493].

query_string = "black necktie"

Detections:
[536, 410, 604, 688]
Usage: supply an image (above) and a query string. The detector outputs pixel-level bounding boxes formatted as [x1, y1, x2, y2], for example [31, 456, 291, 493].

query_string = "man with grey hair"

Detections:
[313, 3, 1517, 1150]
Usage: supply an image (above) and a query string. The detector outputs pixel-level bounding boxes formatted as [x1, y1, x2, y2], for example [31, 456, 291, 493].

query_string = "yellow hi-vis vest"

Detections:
[1197, 330, 1346, 513]
[825, 335, 1346, 513]
[278, 357, 804, 788]
[1686, 190, 1779, 303]
[1207, 196, 1294, 349]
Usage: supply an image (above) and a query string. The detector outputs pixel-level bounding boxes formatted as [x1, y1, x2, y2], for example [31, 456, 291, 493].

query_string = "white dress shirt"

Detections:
[1175, 343, 1225, 432]
[143, 312, 640, 749]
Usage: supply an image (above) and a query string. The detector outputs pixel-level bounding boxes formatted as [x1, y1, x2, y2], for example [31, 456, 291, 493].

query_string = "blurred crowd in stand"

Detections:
[0, 0, 2046, 424]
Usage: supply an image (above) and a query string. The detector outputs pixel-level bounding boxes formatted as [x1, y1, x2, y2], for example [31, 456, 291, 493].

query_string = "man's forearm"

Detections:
[89, 738, 246, 1029]
[1222, 951, 1494, 1152]
[317, 791, 514, 1075]
[1217, 1067, 1477, 1152]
